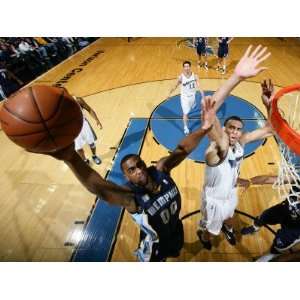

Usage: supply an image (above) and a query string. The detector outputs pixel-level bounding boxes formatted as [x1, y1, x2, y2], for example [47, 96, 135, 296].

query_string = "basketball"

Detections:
[0, 85, 83, 153]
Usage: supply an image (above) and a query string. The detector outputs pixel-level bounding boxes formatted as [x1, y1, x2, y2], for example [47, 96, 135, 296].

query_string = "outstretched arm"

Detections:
[212, 45, 271, 112]
[168, 77, 181, 98]
[77, 97, 103, 129]
[156, 97, 216, 173]
[239, 121, 273, 146]
[261, 79, 275, 118]
[239, 79, 275, 145]
[195, 75, 205, 99]
[41, 144, 137, 212]
[249, 175, 278, 185]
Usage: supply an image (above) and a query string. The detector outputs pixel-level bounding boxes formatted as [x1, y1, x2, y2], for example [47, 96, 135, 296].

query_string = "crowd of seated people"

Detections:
[0, 37, 97, 101]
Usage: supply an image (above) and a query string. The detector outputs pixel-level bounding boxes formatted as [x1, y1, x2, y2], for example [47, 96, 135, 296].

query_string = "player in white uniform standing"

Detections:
[168, 61, 205, 135]
[194, 45, 275, 249]
[73, 95, 103, 165]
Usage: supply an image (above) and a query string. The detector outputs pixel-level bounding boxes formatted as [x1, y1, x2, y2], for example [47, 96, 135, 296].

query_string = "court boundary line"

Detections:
[70, 118, 149, 261]
[79, 79, 285, 98]
[69, 118, 149, 262]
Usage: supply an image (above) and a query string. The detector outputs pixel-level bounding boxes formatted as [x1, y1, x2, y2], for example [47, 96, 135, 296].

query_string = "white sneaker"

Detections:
[184, 126, 190, 135]
[203, 63, 208, 71]
[256, 253, 280, 262]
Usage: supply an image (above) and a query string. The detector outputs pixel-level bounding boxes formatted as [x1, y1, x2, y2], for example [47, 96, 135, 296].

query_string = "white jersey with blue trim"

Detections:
[204, 142, 244, 199]
[180, 73, 197, 98]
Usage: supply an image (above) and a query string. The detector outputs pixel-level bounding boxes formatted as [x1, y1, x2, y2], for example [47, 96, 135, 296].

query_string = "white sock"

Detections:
[252, 224, 260, 231]
[256, 253, 280, 262]
[224, 224, 233, 232]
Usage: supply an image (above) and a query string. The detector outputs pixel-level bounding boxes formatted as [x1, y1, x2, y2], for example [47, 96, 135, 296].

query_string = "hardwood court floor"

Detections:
[0, 37, 299, 261]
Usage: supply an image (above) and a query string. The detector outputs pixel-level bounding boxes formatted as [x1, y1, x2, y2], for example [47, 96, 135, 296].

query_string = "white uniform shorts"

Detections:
[75, 118, 97, 151]
[199, 187, 238, 235]
[180, 94, 196, 115]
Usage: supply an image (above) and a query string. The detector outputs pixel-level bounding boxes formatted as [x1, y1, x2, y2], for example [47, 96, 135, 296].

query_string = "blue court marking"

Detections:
[150, 93, 267, 162]
[152, 92, 266, 119]
[72, 118, 148, 262]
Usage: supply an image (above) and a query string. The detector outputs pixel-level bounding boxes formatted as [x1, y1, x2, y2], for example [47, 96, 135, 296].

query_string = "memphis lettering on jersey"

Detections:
[147, 186, 179, 216]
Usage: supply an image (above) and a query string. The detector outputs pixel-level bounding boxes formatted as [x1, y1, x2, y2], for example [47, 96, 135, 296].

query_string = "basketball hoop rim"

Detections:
[271, 83, 300, 155]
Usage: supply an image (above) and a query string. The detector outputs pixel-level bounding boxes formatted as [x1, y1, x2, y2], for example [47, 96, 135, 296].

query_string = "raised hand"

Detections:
[234, 45, 271, 79]
[261, 79, 275, 109]
[201, 96, 216, 130]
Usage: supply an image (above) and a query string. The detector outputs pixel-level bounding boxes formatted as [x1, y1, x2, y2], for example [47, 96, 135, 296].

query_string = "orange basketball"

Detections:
[0, 85, 83, 153]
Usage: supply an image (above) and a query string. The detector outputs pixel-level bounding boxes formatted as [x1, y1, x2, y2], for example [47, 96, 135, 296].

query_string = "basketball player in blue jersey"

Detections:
[240, 175, 300, 262]
[42, 96, 217, 262]
[168, 61, 205, 135]
[193, 37, 208, 70]
[216, 37, 234, 74]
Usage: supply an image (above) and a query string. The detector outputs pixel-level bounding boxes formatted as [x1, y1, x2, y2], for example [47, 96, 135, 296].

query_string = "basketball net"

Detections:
[271, 85, 300, 211]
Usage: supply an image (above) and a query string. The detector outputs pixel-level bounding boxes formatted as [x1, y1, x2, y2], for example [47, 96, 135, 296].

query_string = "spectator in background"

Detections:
[24, 38, 52, 68]
[17, 38, 47, 71]
[18, 38, 34, 54]
[77, 38, 90, 48]
[44, 38, 68, 59]
[24, 38, 48, 59]
[61, 37, 76, 55]
[0, 42, 12, 64]
[0, 61, 23, 100]
[34, 37, 59, 58]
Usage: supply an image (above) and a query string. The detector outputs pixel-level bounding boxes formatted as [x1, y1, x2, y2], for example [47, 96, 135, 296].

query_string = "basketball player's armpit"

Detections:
[205, 142, 227, 166]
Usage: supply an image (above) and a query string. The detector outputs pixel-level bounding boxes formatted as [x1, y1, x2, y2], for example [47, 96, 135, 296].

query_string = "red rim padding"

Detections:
[271, 84, 300, 155]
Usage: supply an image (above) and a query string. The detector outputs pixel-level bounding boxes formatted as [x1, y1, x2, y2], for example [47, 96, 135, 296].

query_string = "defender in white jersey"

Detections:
[72, 95, 103, 165]
[168, 61, 205, 135]
[191, 45, 274, 249]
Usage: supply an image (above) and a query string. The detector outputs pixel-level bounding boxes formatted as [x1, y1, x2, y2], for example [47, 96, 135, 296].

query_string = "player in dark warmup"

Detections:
[241, 175, 300, 261]
[216, 37, 233, 74]
[43, 96, 217, 262]
[193, 37, 208, 70]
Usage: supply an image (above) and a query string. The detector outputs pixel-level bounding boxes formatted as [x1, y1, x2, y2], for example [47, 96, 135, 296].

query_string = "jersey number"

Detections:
[160, 201, 178, 224]
[189, 82, 195, 89]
